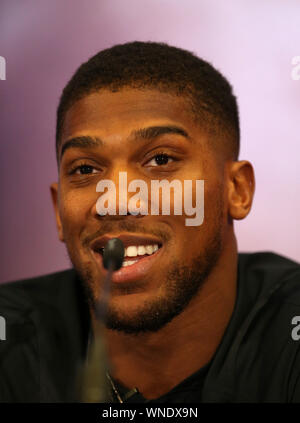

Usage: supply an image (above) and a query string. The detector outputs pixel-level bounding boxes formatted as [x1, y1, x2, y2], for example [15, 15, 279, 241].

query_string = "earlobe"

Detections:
[227, 161, 255, 220]
[50, 182, 65, 242]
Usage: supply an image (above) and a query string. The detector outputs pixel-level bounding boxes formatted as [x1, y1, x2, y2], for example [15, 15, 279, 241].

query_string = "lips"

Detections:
[90, 234, 163, 284]
[90, 234, 163, 252]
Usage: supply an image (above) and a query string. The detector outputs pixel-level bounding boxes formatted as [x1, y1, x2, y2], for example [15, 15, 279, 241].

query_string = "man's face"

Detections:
[51, 88, 228, 333]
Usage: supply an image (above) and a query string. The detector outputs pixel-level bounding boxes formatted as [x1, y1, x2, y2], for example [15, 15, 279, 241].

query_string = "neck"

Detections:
[93, 235, 238, 400]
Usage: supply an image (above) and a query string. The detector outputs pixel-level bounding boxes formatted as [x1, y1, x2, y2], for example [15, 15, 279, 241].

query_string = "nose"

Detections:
[91, 170, 148, 219]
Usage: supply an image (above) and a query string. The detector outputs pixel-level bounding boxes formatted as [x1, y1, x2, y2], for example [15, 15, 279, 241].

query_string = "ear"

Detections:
[227, 161, 255, 220]
[50, 182, 65, 242]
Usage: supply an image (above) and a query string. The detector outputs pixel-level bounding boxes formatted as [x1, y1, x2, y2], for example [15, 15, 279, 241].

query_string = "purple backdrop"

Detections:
[0, 0, 299, 283]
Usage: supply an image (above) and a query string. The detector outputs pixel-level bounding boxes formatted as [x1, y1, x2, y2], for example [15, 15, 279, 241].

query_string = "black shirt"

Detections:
[1, 252, 300, 402]
[110, 361, 211, 403]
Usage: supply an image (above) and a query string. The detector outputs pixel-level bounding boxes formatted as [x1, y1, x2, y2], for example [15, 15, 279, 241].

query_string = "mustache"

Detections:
[82, 219, 171, 247]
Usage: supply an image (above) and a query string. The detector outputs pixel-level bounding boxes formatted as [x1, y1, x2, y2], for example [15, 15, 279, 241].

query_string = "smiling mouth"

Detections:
[90, 235, 163, 283]
[96, 243, 161, 267]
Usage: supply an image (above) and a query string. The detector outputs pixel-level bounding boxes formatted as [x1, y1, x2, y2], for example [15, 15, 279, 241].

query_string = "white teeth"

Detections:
[122, 259, 138, 267]
[137, 245, 146, 256]
[126, 246, 138, 257]
[145, 245, 154, 255]
[123, 243, 160, 258]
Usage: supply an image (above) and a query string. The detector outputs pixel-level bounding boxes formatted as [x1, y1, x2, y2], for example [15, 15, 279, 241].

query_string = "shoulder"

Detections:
[0, 267, 87, 344]
[0, 268, 80, 346]
[0, 268, 77, 292]
[238, 251, 300, 279]
[0, 268, 77, 312]
[232, 252, 300, 401]
[239, 250, 300, 268]
[238, 251, 300, 304]
[0, 269, 90, 402]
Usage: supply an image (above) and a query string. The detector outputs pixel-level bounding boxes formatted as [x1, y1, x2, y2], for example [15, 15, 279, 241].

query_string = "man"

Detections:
[0, 41, 300, 403]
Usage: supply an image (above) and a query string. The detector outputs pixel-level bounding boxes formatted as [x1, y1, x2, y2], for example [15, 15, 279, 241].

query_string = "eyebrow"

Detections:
[130, 125, 190, 141]
[59, 125, 190, 161]
[60, 135, 103, 160]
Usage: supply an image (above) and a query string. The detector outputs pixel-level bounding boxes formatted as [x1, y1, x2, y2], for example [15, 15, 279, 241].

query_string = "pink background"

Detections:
[0, 0, 299, 283]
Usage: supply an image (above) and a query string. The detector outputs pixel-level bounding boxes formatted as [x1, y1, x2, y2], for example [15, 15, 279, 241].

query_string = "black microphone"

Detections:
[80, 238, 124, 403]
[103, 238, 124, 271]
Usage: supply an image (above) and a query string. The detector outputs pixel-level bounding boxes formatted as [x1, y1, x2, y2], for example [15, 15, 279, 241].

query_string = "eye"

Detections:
[145, 153, 174, 167]
[70, 164, 99, 175]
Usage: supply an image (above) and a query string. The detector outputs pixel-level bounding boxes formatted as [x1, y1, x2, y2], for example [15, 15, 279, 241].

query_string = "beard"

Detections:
[65, 183, 224, 334]
[72, 221, 223, 335]
[107, 234, 222, 334]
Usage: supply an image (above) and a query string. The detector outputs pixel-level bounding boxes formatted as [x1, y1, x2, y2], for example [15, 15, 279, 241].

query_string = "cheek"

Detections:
[59, 191, 90, 234]
[181, 183, 224, 243]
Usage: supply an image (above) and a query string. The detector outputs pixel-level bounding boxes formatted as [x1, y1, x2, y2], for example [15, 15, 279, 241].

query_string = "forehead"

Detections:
[61, 88, 200, 143]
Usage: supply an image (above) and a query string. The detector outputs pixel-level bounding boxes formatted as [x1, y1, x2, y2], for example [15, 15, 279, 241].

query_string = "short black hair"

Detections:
[56, 41, 240, 162]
